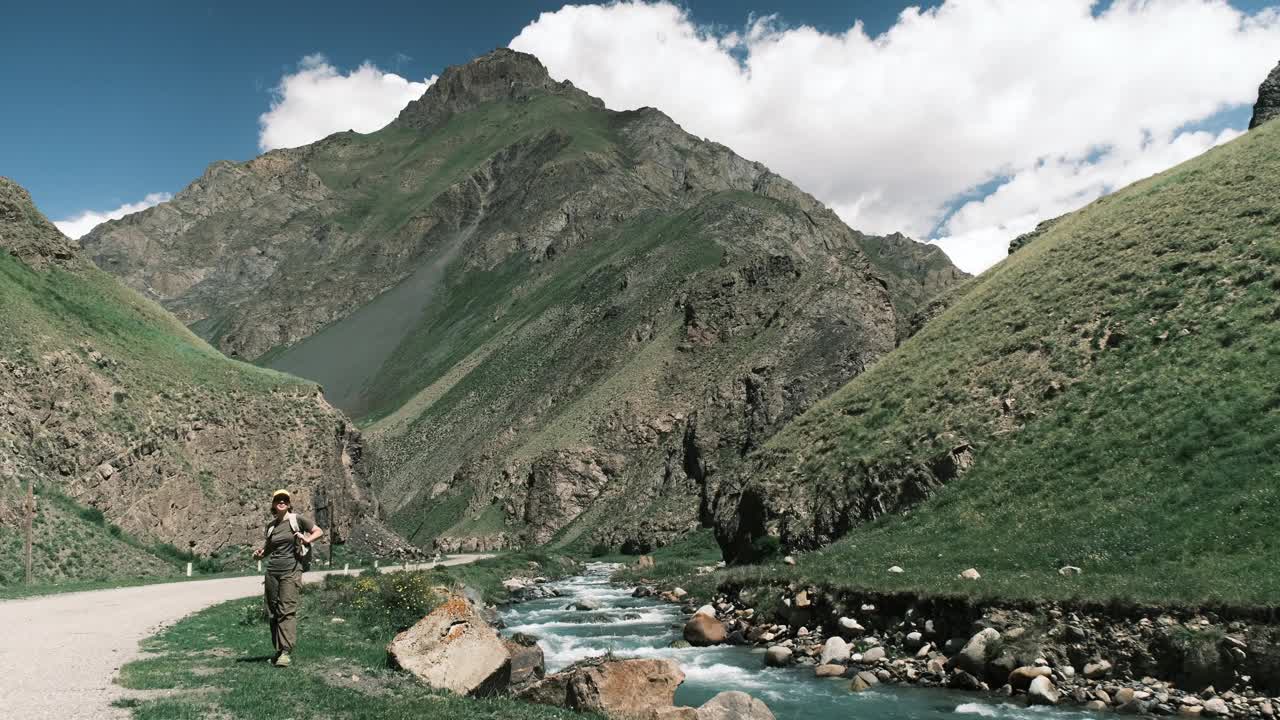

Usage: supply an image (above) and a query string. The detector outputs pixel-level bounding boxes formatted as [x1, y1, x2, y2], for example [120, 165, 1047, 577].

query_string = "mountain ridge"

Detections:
[78, 49, 966, 553]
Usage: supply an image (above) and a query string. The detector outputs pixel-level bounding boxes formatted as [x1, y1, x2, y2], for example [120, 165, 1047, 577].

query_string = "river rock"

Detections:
[959, 568, 981, 580]
[765, 646, 793, 667]
[953, 628, 1000, 677]
[905, 631, 924, 650]
[387, 595, 511, 696]
[1084, 659, 1113, 679]
[860, 646, 886, 664]
[1203, 699, 1231, 717]
[636, 555, 655, 569]
[684, 614, 728, 647]
[694, 604, 717, 618]
[837, 617, 866, 638]
[1028, 676, 1060, 706]
[850, 671, 880, 692]
[948, 670, 984, 691]
[697, 691, 776, 720]
[1116, 688, 1137, 705]
[520, 658, 686, 718]
[1009, 665, 1052, 690]
[815, 664, 846, 678]
[504, 635, 546, 690]
[574, 598, 602, 611]
[820, 637, 851, 665]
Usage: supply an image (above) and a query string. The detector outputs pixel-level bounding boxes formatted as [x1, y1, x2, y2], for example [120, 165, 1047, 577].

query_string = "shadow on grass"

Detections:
[234, 655, 276, 664]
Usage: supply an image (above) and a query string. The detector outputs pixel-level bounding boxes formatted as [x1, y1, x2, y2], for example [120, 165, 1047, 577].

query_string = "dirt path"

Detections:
[0, 554, 493, 720]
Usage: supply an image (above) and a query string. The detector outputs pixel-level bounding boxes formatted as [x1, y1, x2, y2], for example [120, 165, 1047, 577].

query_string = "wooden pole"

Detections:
[328, 499, 336, 568]
[23, 480, 34, 584]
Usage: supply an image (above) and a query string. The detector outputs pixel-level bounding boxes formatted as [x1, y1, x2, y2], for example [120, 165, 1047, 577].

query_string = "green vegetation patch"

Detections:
[729, 119, 1280, 607]
[115, 555, 590, 719]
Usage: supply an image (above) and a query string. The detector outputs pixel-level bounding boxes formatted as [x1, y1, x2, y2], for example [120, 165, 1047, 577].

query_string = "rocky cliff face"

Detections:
[78, 50, 966, 553]
[1249, 61, 1280, 130]
[0, 177, 393, 567]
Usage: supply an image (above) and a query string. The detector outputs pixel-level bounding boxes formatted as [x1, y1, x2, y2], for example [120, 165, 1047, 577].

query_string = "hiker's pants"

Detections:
[264, 567, 302, 653]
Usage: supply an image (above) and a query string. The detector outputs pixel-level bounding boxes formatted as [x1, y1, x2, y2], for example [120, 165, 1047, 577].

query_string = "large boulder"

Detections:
[820, 636, 851, 665]
[1250, 61, 1280, 129]
[1028, 675, 1060, 706]
[1008, 665, 1052, 690]
[697, 691, 776, 720]
[503, 635, 546, 690]
[387, 595, 511, 696]
[519, 658, 686, 719]
[684, 614, 728, 646]
[952, 628, 1001, 678]
[850, 670, 880, 692]
[764, 646, 793, 667]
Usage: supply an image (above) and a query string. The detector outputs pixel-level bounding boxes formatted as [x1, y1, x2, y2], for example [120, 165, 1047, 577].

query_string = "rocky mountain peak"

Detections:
[393, 48, 598, 130]
[1249, 60, 1280, 130]
[0, 176, 82, 270]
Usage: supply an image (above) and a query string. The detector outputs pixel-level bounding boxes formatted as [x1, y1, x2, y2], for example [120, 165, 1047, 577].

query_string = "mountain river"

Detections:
[500, 564, 1094, 720]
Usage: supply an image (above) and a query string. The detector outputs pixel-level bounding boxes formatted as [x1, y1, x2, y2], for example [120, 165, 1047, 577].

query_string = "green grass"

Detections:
[609, 529, 723, 597]
[114, 561, 595, 720]
[724, 119, 1280, 608]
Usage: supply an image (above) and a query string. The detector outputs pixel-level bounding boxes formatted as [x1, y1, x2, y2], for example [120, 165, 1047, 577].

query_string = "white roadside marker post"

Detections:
[186, 562, 192, 577]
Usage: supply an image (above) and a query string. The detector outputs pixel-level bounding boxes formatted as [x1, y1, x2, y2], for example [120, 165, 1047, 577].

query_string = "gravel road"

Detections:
[0, 554, 493, 720]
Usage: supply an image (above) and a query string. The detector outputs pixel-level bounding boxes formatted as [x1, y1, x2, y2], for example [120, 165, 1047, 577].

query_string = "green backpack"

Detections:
[266, 513, 312, 571]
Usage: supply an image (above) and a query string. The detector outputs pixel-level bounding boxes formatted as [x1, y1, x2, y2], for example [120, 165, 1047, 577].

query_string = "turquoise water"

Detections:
[500, 564, 1094, 720]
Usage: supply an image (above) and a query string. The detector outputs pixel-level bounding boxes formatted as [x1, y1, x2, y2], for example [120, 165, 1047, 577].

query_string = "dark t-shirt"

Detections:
[264, 514, 316, 574]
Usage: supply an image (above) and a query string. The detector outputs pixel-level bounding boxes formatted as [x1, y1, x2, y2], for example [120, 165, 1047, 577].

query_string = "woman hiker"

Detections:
[253, 489, 323, 667]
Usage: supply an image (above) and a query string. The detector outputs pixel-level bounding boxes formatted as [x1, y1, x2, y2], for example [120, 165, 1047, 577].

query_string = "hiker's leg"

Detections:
[264, 573, 283, 652]
[276, 568, 301, 653]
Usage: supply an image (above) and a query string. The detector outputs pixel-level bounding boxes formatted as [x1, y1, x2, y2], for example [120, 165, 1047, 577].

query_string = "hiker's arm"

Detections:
[297, 526, 323, 545]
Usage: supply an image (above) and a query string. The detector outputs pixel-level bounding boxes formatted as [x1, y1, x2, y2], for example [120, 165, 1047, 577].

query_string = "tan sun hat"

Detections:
[271, 489, 291, 503]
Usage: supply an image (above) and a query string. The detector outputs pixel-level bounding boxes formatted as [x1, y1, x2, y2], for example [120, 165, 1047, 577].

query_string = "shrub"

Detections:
[78, 506, 105, 525]
[749, 535, 782, 562]
[238, 600, 268, 626]
[589, 543, 611, 558]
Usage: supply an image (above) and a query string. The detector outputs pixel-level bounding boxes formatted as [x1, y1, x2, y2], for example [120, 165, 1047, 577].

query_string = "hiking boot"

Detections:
[275, 652, 292, 668]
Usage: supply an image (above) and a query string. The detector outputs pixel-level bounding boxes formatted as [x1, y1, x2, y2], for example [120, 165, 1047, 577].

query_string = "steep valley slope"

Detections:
[0, 177, 396, 586]
[79, 49, 965, 552]
[715, 103, 1280, 605]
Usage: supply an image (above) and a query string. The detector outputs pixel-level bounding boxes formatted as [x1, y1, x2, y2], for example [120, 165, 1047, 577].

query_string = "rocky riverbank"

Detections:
[631, 575, 1280, 718]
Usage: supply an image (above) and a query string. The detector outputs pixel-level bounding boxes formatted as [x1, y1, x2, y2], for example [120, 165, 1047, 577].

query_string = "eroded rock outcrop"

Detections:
[0, 177, 390, 572]
[1250, 61, 1280, 129]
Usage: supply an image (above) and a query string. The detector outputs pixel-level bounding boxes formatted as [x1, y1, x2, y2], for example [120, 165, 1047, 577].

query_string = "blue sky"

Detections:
[4, 1, 1278, 271]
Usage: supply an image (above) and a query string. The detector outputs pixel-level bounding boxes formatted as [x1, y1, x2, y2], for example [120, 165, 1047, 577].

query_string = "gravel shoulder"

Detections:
[0, 554, 492, 720]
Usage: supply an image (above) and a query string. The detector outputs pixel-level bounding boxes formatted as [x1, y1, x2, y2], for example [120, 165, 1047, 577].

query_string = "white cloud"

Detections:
[258, 54, 437, 151]
[510, 0, 1280, 273]
[54, 193, 172, 240]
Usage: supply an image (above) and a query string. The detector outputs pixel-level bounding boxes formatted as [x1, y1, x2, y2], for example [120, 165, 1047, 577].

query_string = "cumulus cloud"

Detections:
[54, 193, 172, 240]
[258, 54, 436, 151]
[510, 0, 1280, 273]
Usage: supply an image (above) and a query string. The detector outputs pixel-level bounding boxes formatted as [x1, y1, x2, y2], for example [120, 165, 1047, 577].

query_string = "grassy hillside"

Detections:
[0, 178, 384, 587]
[717, 120, 1280, 606]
